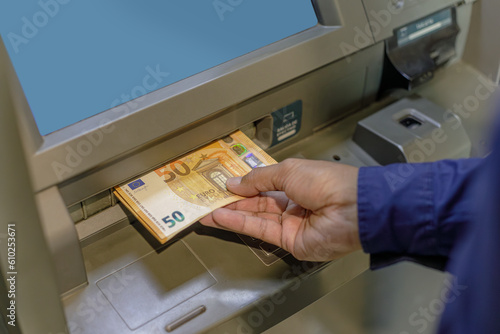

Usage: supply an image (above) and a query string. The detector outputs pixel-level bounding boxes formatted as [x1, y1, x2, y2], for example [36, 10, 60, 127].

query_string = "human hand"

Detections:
[199, 159, 361, 262]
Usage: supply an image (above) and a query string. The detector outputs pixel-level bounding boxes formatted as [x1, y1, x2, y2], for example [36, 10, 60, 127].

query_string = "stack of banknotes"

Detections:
[114, 131, 277, 243]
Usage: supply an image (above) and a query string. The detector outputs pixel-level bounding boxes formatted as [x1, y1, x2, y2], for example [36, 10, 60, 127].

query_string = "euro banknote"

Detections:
[114, 131, 277, 243]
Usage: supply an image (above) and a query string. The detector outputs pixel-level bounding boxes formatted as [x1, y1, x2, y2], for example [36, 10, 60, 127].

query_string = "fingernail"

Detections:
[226, 177, 242, 188]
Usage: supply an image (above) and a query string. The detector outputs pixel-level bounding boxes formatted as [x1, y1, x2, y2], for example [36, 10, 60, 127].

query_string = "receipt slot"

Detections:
[382, 7, 460, 91]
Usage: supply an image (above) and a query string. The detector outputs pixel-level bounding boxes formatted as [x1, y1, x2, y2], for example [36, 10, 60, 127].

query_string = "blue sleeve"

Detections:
[438, 124, 500, 334]
[357, 158, 483, 270]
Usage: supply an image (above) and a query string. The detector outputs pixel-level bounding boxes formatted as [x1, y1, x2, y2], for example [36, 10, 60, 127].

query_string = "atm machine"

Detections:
[0, 0, 498, 333]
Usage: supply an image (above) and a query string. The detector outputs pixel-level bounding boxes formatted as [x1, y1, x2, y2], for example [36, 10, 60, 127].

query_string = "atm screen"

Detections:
[0, 1, 317, 135]
[396, 8, 452, 47]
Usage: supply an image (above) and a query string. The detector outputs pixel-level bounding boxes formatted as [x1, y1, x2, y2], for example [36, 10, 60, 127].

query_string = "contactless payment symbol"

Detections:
[128, 179, 145, 190]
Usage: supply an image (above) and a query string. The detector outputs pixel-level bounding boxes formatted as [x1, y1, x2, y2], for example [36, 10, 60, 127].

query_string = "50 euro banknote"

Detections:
[114, 131, 277, 244]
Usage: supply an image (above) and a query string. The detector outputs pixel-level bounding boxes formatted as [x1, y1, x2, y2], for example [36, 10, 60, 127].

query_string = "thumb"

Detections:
[226, 163, 286, 197]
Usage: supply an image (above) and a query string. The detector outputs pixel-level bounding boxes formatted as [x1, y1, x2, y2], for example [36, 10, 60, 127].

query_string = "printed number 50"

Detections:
[162, 211, 185, 228]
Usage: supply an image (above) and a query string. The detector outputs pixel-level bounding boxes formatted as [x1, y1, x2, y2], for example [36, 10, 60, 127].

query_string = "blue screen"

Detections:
[0, 1, 317, 135]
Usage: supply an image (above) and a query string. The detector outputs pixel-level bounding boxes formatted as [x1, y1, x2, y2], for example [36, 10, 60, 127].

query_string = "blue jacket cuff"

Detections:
[358, 163, 436, 256]
[357, 159, 482, 265]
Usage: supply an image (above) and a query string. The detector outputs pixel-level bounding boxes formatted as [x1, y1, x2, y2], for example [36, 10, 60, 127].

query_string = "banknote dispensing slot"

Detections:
[71, 129, 277, 244]
[114, 131, 277, 244]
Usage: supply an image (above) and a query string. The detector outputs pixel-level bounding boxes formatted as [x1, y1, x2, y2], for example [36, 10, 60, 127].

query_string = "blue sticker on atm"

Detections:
[271, 100, 302, 146]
